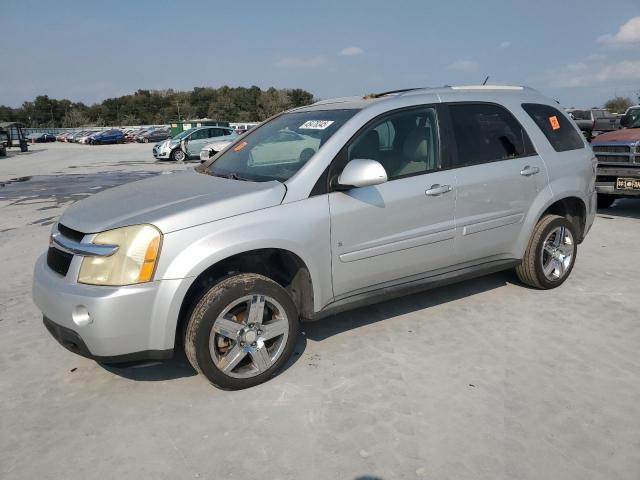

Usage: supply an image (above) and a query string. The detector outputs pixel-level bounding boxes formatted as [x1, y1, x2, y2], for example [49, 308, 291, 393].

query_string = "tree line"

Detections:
[0, 86, 315, 128]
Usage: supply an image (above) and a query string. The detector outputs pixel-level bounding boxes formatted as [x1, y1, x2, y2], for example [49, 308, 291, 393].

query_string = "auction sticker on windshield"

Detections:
[300, 120, 334, 130]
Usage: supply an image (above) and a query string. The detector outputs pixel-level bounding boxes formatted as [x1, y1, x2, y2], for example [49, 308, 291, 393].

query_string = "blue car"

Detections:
[90, 129, 125, 145]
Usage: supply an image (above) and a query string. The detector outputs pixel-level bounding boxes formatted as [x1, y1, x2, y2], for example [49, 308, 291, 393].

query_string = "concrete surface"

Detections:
[1, 143, 639, 480]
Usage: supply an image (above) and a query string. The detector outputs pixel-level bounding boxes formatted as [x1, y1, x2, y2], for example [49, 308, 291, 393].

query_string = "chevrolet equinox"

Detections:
[33, 86, 596, 389]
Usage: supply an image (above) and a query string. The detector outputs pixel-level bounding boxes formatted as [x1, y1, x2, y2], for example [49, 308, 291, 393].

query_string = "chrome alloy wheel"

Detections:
[541, 226, 574, 281]
[209, 295, 289, 379]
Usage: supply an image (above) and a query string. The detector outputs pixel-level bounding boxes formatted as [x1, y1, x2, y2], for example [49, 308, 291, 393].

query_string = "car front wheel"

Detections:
[185, 273, 299, 390]
[515, 214, 577, 289]
[170, 148, 186, 162]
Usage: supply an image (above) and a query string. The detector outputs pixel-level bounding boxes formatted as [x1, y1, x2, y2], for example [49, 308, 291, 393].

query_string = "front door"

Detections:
[328, 106, 456, 298]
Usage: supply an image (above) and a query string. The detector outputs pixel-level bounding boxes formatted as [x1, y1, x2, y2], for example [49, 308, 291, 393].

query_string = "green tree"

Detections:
[0, 86, 315, 127]
[62, 108, 90, 127]
[604, 96, 633, 113]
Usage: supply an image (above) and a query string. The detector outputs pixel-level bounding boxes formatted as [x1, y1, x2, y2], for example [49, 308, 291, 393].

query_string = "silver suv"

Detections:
[33, 86, 596, 389]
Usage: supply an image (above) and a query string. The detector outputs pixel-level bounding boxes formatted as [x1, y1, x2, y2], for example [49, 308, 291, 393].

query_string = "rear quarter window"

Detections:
[522, 103, 584, 152]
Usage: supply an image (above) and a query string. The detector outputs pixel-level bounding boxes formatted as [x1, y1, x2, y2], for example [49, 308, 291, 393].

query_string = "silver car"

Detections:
[33, 86, 596, 389]
[153, 126, 237, 161]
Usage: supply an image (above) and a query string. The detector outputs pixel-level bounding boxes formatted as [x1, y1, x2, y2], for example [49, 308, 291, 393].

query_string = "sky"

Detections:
[1, 0, 639, 109]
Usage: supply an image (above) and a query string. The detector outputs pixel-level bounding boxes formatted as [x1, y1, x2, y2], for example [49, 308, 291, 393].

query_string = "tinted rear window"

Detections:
[522, 103, 584, 152]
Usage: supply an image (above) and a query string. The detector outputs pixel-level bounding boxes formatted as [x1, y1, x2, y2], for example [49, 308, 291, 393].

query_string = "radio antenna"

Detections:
[482, 76, 489, 85]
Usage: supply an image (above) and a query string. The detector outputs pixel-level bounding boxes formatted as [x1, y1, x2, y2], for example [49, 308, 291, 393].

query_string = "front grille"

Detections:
[596, 154, 632, 163]
[58, 223, 84, 242]
[46, 247, 73, 276]
[593, 145, 630, 154]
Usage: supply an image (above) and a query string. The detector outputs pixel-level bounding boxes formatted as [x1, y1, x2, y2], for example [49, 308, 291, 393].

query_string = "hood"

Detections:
[59, 169, 286, 234]
[592, 129, 640, 144]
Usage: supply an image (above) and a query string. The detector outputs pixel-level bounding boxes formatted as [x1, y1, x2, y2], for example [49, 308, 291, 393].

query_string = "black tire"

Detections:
[185, 273, 299, 390]
[515, 214, 577, 290]
[170, 148, 186, 162]
[597, 194, 616, 209]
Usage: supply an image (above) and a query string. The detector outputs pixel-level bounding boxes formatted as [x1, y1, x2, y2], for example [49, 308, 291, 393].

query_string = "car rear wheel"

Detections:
[597, 194, 616, 209]
[170, 148, 186, 162]
[185, 273, 299, 390]
[515, 214, 577, 289]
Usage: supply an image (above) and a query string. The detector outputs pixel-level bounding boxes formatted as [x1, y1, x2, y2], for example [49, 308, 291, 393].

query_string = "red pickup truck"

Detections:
[591, 113, 640, 208]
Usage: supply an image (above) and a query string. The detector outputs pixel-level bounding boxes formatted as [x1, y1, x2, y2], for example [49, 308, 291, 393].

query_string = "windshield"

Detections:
[629, 113, 640, 128]
[206, 109, 358, 182]
[172, 129, 191, 141]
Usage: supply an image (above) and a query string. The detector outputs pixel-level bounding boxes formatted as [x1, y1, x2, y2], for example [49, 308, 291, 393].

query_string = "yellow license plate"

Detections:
[616, 177, 640, 191]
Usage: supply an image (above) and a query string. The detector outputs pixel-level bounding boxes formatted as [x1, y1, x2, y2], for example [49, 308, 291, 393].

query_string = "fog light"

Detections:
[72, 305, 92, 326]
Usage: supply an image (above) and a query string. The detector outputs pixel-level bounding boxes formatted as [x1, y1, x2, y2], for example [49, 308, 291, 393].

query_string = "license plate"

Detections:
[616, 177, 640, 191]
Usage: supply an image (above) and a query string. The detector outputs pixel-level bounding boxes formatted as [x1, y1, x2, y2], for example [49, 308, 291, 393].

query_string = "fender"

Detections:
[151, 196, 333, 349]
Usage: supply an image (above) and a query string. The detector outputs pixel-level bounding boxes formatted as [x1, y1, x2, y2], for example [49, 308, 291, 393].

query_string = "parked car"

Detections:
[125, 129, 145, 142]
[78, 131, 100, 144]
[28, 132, 56, 143]
[590, 113, 640, 208]
[33, 85, 595, 390]
[67, 130, 91, 143]
[567, 108, 620, 137]
[90, 129, 125, 145]
[57, 132, 76, 142]
[619, 105, 640, 128]
[153, 126, 237, 161]
[137, 128, 171, 143]
[199, 139, 235, 161]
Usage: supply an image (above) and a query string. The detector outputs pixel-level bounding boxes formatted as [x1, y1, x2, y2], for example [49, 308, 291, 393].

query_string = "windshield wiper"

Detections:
[211, 172, 250, 181]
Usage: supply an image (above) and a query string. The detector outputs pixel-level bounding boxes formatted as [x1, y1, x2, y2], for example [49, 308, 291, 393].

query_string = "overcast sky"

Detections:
[1, 0, 639, 109]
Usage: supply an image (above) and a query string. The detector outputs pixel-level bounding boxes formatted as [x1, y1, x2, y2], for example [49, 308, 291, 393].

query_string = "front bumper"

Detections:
[43, 316, 172, 363]
[596, 165, 640, 197]
[32, 254, 185, 362]
[152, 145, 171, 159]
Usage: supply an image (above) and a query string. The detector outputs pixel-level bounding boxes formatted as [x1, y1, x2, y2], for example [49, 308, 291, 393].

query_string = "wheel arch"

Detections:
[173, 248, 315, 349]
[515, 187, 589, 259]
[538, 196, 588, 242]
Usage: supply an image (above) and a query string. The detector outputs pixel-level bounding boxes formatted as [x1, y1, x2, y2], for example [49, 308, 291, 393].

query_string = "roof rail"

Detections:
[450, 85, 524, 91]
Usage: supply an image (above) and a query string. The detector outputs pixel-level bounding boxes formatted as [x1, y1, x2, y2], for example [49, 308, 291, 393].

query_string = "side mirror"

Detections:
[337, 159, 388, 189]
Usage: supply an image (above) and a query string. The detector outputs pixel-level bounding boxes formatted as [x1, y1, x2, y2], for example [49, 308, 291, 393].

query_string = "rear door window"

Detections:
[448, 103, 536, 167]
[522, 103, 584, 152]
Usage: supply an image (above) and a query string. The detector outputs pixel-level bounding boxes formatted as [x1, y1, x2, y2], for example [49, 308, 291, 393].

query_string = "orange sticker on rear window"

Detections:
[549, 116, 560, 130]
[233, 141, 248, 152]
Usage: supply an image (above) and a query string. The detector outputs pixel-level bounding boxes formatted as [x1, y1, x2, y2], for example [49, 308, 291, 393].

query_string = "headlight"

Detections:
[78, 224, 162, 286]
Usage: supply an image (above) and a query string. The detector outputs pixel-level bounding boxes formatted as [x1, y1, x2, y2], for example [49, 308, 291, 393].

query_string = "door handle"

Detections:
[425, 184, 452, 196]
[520, 166, 540, 177]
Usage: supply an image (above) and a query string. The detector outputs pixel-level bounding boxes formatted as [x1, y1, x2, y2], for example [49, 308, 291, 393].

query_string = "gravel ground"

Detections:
[1, 143, 639, 480]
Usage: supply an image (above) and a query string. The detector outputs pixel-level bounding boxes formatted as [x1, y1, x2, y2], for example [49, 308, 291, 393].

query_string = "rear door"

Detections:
[328, 105, 457, 298]
[445, 102, 546, 263]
